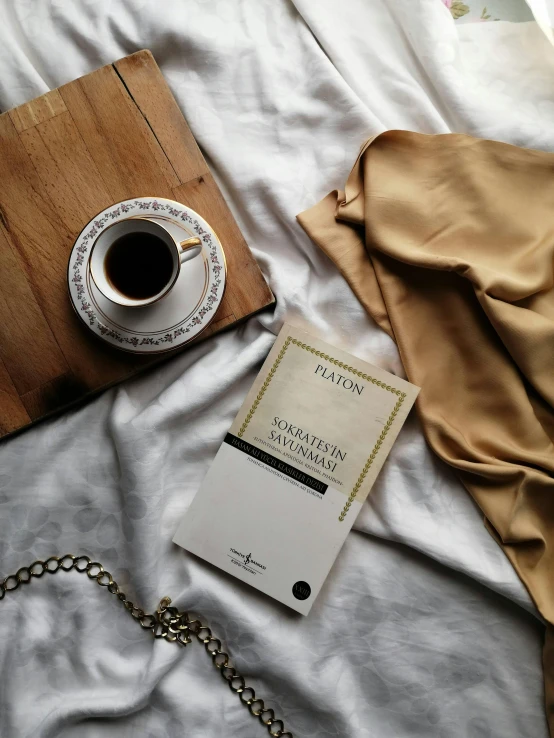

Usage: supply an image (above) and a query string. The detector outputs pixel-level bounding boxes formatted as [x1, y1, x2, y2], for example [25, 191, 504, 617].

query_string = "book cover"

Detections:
[173, 324, 419, 614]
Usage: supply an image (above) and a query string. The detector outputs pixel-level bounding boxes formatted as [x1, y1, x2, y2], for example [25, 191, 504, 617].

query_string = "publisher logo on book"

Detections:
[228, 547, 267, 575]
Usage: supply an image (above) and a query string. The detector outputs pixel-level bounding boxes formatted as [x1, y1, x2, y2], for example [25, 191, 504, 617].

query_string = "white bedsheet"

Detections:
[0, 2, 552, 736]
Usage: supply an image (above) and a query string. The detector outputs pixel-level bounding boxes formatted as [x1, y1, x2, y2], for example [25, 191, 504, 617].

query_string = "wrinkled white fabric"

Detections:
[526, 0, 554, 44]
[0, 2, 551, 737]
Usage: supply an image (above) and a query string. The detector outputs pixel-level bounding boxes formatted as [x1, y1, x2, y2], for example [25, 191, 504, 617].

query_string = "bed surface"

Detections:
[0, 2, 551, 736]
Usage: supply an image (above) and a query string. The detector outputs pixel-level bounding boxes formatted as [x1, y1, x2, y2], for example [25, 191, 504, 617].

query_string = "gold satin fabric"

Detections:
[297, 130, 554, 733]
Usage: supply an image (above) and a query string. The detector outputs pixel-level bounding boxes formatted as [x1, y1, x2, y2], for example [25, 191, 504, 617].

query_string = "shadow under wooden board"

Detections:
[0, 50, 274, 440]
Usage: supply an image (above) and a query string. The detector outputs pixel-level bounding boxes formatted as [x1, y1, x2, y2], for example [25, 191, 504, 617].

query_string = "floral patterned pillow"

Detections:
[442, 0, 533, 23]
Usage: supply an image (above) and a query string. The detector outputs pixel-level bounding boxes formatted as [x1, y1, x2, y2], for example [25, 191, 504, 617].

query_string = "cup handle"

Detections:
[178, 237, 202, 264]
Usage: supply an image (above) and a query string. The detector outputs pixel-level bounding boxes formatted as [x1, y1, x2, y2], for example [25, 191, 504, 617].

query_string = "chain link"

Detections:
[0, 555, 293, 738]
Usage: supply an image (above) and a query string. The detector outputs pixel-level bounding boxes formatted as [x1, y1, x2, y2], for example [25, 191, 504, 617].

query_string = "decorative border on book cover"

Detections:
[237, 336, 406, 522]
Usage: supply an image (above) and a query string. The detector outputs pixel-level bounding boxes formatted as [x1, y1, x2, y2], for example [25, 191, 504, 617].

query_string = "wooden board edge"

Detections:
[0, 298, 275, 442]
[112, 50, 209, 185]
[0, 355, 31, 435]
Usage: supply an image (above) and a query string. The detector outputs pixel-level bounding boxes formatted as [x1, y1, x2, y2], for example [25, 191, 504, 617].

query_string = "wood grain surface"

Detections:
[0, 50, 273, 438]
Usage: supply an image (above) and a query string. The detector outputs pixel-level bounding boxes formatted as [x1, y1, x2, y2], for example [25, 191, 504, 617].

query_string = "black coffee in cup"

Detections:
[105, 232, 174, 300]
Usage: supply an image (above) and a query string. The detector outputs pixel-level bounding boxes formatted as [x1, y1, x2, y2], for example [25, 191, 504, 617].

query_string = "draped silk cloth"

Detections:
[297, 130, 554, 733]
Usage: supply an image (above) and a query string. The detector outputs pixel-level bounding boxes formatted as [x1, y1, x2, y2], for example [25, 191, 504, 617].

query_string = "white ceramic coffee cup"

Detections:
[89, 217, 202, 308]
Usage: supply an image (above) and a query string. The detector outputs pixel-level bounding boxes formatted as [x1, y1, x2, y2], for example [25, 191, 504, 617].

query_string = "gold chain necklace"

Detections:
[0, 554, 293, 738]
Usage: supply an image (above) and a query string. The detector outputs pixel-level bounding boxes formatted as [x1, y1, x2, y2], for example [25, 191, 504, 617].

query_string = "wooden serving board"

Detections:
[0, 50, 274, 439]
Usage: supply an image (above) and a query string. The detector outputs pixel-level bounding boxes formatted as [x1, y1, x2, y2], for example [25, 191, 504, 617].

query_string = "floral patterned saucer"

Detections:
[68, 197, 226, 354]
